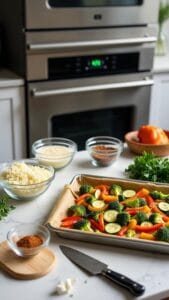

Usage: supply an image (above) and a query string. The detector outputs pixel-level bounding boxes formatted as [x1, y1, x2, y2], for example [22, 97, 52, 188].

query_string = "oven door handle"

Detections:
[31, 78, 154, 98]
[27, 37, 157, 51]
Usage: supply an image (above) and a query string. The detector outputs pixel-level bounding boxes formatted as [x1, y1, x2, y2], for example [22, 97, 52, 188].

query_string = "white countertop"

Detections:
[0, 69, 24, 87]
[1, 149, 169, 300]
[153, 53, 169, 74]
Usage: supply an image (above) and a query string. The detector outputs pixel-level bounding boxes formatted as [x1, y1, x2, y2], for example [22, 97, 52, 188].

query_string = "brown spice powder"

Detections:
[91, 145, 117, 166]
[16, 234, 43, 248]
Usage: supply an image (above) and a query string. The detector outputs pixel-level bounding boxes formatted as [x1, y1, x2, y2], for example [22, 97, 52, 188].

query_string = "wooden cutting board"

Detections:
[0, 241, 56, 279]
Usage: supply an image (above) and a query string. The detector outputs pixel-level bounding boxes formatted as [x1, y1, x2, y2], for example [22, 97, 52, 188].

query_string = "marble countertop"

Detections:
[1, 149, 169, 300]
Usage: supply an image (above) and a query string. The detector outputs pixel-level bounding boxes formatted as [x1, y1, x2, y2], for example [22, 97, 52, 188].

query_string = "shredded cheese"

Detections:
[1, 162, 52, 185]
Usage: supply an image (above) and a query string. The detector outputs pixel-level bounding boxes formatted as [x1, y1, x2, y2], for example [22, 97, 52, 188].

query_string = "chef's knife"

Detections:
[60, 245, 145, 297]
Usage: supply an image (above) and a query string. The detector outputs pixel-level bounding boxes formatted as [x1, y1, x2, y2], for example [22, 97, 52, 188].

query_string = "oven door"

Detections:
[27, 73, 153, 151]
[25, 0, 159, 29]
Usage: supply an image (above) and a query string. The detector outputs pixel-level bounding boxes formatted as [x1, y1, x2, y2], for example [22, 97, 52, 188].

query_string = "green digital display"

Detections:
[90, 59, 102, 68]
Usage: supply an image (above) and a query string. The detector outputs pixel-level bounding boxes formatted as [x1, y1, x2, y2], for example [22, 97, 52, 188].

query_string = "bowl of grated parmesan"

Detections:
[0, 159, 55, 200]
[32, 138, 77, 170]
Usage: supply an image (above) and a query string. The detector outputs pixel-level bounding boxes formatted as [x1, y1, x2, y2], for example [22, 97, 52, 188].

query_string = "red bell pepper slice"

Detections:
[134, 223, 164, 233]
[89, 218, 102, 231]
[62, 216, 82, 222]
[125, 206, 150, 215]
[61, 216, 82, 228]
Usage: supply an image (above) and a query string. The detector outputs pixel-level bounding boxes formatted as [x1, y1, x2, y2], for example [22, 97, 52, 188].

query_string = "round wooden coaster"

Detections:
[0, 241, 56, 279]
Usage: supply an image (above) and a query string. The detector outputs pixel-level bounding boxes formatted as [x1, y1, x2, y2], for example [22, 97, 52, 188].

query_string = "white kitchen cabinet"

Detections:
[150, 54, 169, 129]
[0, 69, 26, 163]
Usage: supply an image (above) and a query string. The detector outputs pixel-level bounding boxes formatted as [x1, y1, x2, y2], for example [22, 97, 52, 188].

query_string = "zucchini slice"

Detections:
[103, 210, 118, 222]
[105, 223, 121, 234]
[92, 200, 105, 209]
[140, 221, 153, 227]
[158, 202, 169, 212]
[123, 190, 136, 198]
[94, 189, 101, 199]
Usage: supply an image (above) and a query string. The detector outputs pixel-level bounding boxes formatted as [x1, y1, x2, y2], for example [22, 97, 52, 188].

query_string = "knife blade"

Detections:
[60, 245, 145, 297]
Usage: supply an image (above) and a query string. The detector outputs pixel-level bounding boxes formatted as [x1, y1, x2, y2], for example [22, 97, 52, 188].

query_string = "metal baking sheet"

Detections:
[46, 174, 169, 254]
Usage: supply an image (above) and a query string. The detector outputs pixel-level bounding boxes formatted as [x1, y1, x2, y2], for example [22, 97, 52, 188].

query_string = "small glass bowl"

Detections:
[86, 136, 123, 167]
[0, 159, 55, 200]
[32, 137, 77, 170]
[7, 224, 50, 257]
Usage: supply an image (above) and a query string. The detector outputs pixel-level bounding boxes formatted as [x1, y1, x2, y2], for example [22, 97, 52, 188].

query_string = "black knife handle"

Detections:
[102, 268, 145, 297]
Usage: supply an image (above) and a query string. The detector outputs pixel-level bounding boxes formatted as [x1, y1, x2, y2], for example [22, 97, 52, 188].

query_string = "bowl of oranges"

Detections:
[125, 125, 169, 157]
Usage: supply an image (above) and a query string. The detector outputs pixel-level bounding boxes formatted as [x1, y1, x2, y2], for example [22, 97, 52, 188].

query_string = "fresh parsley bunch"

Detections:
[125, 152, 169, 183]
[0, 192, 15, 221]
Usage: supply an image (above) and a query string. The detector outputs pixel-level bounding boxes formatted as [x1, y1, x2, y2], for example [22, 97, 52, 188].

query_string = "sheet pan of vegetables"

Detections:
[47, 174, 169, 254]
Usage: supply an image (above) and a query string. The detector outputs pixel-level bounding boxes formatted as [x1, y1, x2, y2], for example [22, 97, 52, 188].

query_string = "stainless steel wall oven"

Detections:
[0, 0, 159, 152]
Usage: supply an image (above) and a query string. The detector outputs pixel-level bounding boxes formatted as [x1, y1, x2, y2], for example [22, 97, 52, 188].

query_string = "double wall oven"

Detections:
[0, 0, 159, 152]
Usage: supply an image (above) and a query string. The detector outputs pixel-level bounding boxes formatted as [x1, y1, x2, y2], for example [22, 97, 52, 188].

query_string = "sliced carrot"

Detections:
[117, 226, 128, 236]
[75, 193, 91, 203]
[98, 213, 105, 232]
[95, 185, 109, 194]
[128, 219, 137, 229]
[101, 193, 118, 202]
[139, 232, 156, 241]
[152, 205, 169, 222]
[136, 188, 149, 198]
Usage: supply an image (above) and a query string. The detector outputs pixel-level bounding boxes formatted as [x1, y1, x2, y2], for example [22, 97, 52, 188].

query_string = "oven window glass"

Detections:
[48, 0, 143, 8]
[51, 106, 134, 150]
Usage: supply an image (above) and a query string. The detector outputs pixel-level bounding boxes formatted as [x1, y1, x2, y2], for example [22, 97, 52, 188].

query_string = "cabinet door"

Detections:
[0, 97, 14, 162]
[150, 74, 169, 129]
[0, 86, 26, 163]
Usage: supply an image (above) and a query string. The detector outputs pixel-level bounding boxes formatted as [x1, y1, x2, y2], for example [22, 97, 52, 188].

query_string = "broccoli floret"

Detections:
[110, 184, 122, 196]
[116, 212, 130, 226]
[108, 201, 123, 212]
[154, 227, 169, 242]
[118, 194, 126, 202]
[85, 195, 97, 205]
[67, 205, 86, 217]
[126, 229, 136, 238]
[139, 198, 147, 206]
[149, 213, 163, 224]
[73, 219, 93, 232]
[135, 212, 148, 224]
[127, 198, 140, 208]
[149, 190, 166, 200]
[79, 184, 94, 195]
[87, 211, 100, 221]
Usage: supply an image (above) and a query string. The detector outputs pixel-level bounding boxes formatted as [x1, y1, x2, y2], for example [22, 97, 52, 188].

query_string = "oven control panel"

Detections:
[48, 52, 139, 80]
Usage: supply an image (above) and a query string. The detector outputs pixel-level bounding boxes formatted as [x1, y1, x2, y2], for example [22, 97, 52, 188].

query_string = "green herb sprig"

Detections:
[125, 152, 169, 183]
[0, 193, 15, 221]
[159, 1, 169, 28]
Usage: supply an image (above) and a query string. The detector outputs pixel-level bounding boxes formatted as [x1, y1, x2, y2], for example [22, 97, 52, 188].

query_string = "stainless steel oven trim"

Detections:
[25, 0, 159, 29]
[27, 37, 157, 51]
[31, 77, 154, 98]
